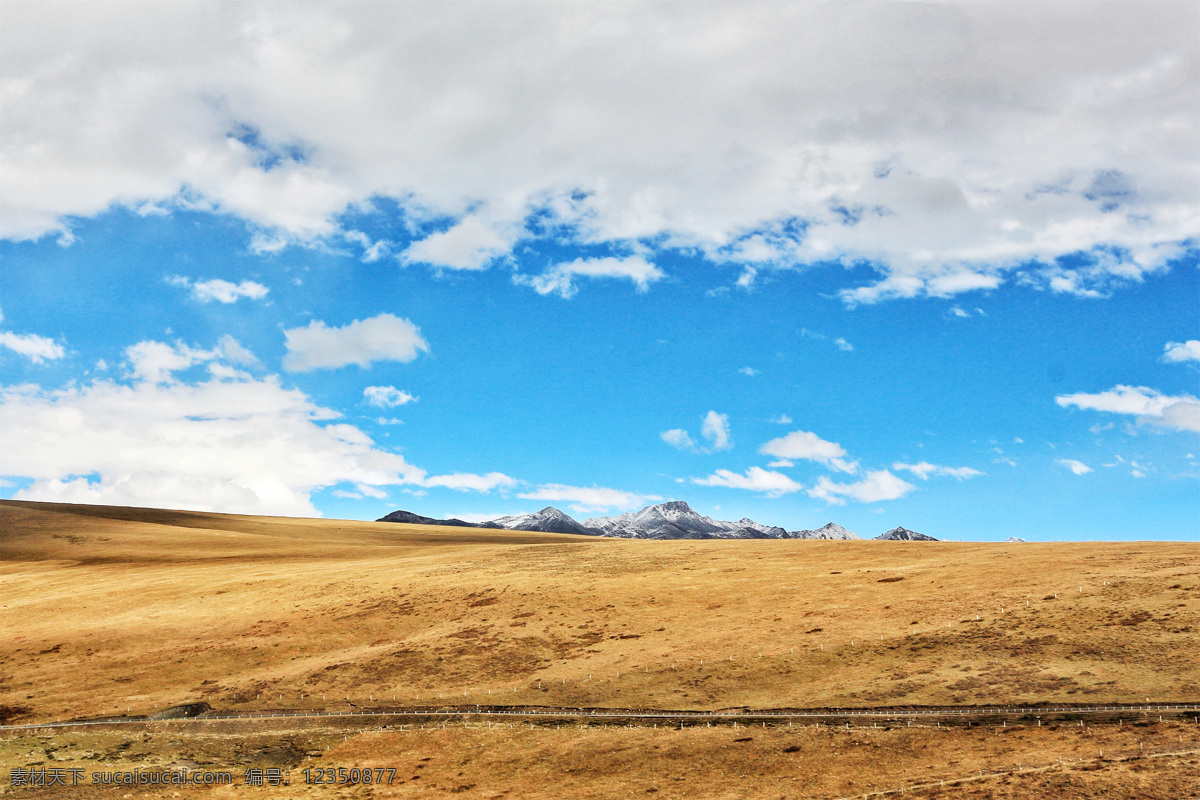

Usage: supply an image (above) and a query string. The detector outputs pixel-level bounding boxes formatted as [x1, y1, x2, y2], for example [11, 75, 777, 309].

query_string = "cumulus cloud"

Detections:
[6, 4, 1194, 299]
[513, 256, 663, 299]
[690, 467, 803, 498]
[517, 483, 660, 514]
[363, 385, 417, 408]
[283, 313, 429, 372]
[769, 414, 793, 425]
[738, 366, 760, 376]
[0, 343, 427, 516]
[1056, 458, 1093, 475]
[423, 472, 517, 493]
[1162, 340, 1200, 363]
[0, 330, 66, 363]
[166, 275, 269, 303]
[759, 429, 857, 473]
[402, 215, 514, 271]
[807, 470, 914, 505]
[1055, 384, 1200, 433]
[893, 461, 984, 480]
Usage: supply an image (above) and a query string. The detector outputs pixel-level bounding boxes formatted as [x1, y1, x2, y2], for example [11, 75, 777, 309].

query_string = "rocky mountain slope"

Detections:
[377, 509, 482, 528]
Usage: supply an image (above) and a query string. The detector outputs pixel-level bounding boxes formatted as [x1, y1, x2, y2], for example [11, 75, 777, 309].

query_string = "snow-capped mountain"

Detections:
[484, 507, 599, 536]
[874, 526, 938, 541]
[787, 522, 861, 540]
[584, 500, 786, 539]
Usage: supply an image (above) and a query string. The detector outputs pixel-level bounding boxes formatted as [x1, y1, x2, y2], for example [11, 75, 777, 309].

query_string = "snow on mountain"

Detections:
[726, 517, 789, 538]
[486, 507, 599, 536]
[874, 526, 938, 541]
[787, 522, 861, 540]
[585, 500, 786, 540]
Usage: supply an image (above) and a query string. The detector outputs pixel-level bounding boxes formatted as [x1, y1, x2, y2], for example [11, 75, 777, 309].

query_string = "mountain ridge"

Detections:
[376, 501, 938, 541]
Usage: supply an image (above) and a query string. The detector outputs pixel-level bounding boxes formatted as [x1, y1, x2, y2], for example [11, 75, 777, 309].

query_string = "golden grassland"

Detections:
[1, 499, 1198, 798]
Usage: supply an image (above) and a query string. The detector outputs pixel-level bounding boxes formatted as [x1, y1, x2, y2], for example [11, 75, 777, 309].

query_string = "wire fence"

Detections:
[3, 703, 1198, 733]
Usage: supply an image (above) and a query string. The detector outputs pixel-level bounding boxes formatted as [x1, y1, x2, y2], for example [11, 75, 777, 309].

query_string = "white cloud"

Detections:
[0, 344, 427, 517]
[735, 267, 757, 290]
[166, 275, 269, 303]
[800, 328, 853, 352]
[759, 429, 857, 473]
[808, 470, 914, 505]
[1157, 400, 1200, 433]
[691, 467, 803, 498]
[514, 256, 663, 299]
[423, 472, 517, 493]
[660, 428, 696, 450]
[893, 461, 984, 480]
[738, 366, 760, 376]
[363, 385, 417, 408]
[517, 483, 660, 514]
[949, 306, 971, 318]
[1162, 340, 1200, 364]
[766, 459, 793, 468]
[7, 4, 1194, 299]
[355, 483, 389, 499]
[1056, 384, 1200, 433]
[661, 410, 732, 453]
[0, 330, 66, 363]
[402, 215, 514, 271]
[701, 410, 732, 451]
[769, 414, 792, 425]
[125, 336, 255, 384]
[283, 313, 429, 372]
[1056, 458, 1093, 475]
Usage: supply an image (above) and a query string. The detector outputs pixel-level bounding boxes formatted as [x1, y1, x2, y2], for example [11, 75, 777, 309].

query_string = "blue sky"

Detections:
[1, 2, 1197, 540]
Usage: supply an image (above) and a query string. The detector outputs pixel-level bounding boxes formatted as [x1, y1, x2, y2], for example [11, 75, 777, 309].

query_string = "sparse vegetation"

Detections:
[1, 499, 1197, 798]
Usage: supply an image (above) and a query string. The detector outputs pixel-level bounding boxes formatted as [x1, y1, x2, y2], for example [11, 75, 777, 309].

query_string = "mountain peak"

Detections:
[650, 500, 694, 514]
[788, 522, 860, 540]
[486, 507, 597, 536]
[875, 526, 938, 541]
[535, 506, 571, 519]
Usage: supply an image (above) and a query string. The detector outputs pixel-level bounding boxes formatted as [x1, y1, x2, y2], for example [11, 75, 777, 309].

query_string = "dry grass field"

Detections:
[1, 498, 1198, 798]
